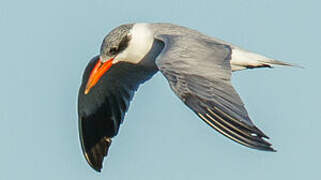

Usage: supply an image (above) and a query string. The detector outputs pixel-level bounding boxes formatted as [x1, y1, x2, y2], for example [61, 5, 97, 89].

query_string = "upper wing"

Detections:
[154, 34, 275, 151]
[78, 56, 156, 171]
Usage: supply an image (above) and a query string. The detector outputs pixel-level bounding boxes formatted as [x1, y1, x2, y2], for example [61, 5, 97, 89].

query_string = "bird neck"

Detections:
[114, 23, 154, 65]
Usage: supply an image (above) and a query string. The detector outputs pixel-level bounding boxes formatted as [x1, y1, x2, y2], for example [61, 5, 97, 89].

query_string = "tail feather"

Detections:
[257, 59, 300, 67]
[230, 48, 301, 71]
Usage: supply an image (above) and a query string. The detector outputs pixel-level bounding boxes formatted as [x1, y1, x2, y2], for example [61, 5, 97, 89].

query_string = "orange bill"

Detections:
[84, 58, 114, 94]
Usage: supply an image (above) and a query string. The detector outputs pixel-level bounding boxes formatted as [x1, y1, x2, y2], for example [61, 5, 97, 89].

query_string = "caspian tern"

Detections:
[78, 23, 294, 172]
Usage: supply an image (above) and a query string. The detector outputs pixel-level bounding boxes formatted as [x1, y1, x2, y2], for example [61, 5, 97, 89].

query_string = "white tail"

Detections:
[230, 48, 297, 71]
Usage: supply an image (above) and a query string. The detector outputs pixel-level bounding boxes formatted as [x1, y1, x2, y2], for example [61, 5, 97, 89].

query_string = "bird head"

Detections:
[84, 23, 154, 94]
[99, 24, 133, 63]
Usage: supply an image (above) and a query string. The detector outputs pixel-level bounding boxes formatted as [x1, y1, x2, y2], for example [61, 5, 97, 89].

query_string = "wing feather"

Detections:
[154, 33, 275, 151]
[78, 56, 157, 171]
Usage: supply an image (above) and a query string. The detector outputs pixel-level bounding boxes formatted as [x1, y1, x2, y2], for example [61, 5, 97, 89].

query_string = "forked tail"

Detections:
[230, 48, 301, 71]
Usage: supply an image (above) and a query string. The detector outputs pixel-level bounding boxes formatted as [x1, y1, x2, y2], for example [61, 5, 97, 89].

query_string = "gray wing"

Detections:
[154, 34, 275, 151]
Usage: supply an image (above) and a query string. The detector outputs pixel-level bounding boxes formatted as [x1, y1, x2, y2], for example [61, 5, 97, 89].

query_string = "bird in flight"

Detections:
[78, 23, 294, 172]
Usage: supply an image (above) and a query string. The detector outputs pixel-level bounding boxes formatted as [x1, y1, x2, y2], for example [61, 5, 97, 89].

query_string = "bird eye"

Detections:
[109, 47, 118, 55]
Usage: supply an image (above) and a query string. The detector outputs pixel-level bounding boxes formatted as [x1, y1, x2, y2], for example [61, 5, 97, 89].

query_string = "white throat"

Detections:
[114, 23, 154, 64]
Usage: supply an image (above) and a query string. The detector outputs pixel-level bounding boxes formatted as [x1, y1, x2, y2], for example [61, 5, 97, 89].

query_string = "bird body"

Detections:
[78, 23, 294, 172]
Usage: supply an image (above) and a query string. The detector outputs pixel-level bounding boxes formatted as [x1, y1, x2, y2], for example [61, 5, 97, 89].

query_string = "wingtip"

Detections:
[255, 137, 277, 152]
[82, 137, 112, 172]
[271, 148, 277, 152]
[265, 146, 277, 152]
[262, 143, 277, 152]
[91, 163, 102, 173]
[252, 133, 277, 152]
[84, 152, 103, 172]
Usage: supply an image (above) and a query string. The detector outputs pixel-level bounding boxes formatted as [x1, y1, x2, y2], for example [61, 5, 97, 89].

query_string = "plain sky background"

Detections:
[1, 0, 320, 179]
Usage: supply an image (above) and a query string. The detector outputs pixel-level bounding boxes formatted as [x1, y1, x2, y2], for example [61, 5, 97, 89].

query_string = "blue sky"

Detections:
[1, 0, 320, 179]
